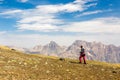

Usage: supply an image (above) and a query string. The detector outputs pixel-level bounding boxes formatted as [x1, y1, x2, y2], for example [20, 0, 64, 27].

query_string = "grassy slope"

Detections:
[0, 46, 120, 80]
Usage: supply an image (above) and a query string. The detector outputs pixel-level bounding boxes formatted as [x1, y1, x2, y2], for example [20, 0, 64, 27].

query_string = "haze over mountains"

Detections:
[9, 40, 120, 63]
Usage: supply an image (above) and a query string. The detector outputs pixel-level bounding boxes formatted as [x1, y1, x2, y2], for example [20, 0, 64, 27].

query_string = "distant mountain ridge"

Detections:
[30, 41, 65, 56]
[63, 40, 120, 63]
[9, 40, 120, 63]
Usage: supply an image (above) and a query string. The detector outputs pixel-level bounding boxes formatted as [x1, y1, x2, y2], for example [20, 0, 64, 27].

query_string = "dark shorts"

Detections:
[80, 52, 85, 57]
[81, 54, 85, 57]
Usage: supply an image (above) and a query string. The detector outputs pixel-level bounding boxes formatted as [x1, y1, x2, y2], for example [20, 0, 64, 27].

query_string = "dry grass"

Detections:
[0, 46, 120, 80]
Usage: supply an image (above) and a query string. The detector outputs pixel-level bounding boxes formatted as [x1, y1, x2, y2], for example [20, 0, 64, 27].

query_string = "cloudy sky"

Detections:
[0, 0, 120, 48]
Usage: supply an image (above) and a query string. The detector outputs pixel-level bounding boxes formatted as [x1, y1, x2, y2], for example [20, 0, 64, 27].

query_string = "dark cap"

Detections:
[80, 45, 83, 48]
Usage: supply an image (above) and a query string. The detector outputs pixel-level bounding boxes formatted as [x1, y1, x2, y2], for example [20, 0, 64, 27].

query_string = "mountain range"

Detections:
[9, 40, 120, 63]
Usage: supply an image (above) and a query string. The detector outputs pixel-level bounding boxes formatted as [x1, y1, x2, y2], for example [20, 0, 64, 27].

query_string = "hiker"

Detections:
[79, 45, 86, 64]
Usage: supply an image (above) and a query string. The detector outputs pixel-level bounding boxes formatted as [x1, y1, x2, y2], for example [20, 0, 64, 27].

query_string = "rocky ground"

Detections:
[0, 46, 120, 80]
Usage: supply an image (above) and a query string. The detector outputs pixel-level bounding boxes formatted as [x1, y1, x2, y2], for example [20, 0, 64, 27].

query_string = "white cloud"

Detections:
[36, 0, 97, 13]
[0, 0, 120, 47]
[17, 23, 60, 32]
[0, 10, 23, 18]
[36, 4, 82, 13]
[63, 17, 120, 33]
[17, 0, 28, 3]
[0, 31, 6, 35]
[77, 10, 103, 17]
[16, 11, 63, 31]
[0, 10, 23, 15]
[0, 0, 97, 32]
[77, 9, 112, 17]
[0, 1, 119, 34]
[16, 0, 97, 31]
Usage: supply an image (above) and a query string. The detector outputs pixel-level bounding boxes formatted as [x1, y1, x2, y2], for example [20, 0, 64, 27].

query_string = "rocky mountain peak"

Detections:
[33, 45, 42, 50]
[47, 41, 59, 48]
[44, 41, 61, 51]
[49, 41, 57, 44]
[72, 40, 90, 47]
[28, 40, 120, 63]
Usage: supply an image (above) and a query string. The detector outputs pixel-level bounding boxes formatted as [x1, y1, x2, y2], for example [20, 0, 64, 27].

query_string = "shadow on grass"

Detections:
[69, 61, 87, 65]
[69, 61, 80, 64]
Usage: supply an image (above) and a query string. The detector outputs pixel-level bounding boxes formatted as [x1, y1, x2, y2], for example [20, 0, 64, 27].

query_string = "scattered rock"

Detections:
[66, 69, 69, 72]
[101, 69, 105, 71]
[45, 61, 48, 65]
[34, 65, 37, 68]
[90, 76, 94, 78]
[112, 71, 117, 73]
[50, 64, 54, 67]
[19, 62, 22, 65]
[60, 65, 62, 67]
[59, 58, 65, 61]
[46, 70, 50, 74]
[109, 75, 113, 77]
[24, 62, 27, 66]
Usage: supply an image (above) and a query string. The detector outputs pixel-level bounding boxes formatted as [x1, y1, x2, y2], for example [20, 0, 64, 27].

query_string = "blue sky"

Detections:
[0, 0, 120, 48]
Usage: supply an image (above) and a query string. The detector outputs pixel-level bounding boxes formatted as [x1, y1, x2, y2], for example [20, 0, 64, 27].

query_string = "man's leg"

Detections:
[79, 56, 82, 63]
[83, 56, 86, 64]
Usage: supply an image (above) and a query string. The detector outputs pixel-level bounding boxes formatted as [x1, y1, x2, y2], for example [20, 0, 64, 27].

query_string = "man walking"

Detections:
[79, 45, 86, 64]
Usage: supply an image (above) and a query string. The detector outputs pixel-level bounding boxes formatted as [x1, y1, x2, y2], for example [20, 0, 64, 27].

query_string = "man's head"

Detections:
[80, 45, 83, 48]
